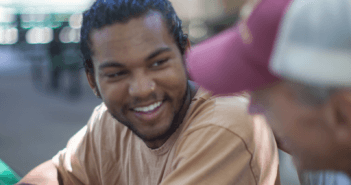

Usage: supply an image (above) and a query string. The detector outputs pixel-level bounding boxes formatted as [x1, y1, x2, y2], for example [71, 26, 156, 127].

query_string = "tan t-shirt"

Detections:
[52, 88, 280, 185]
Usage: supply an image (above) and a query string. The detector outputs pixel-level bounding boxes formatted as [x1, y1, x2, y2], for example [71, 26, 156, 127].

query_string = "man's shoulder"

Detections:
[211, 94, 251, 114]
[183, 92, 276, 156]
[185, 92, 257, 147]
[212, 94, 253, 128]
[92, 102, 108, 117]
[86, 103, 129, 143]
[87, 102, 110, 130]
[189, 92, 253, 130]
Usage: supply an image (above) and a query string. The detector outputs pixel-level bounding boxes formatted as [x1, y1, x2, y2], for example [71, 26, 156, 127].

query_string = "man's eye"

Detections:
[151, 59, 168, 67]
[106, 71, 127, 78]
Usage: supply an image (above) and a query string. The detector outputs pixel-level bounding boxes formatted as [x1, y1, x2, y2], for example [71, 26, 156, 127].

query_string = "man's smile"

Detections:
[132, 100, 167, 123]
[133, 101, 163, 112]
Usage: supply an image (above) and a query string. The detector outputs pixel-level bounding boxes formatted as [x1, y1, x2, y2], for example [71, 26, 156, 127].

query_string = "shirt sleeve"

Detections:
[51, 106, 103, 185]
[161, 125, 259, 185]
[161, 111, 280, 185]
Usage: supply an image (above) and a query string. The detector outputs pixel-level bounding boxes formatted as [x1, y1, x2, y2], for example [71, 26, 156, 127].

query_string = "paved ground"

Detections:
[0, 45, 101, 177]
[0, 45, 301, 184]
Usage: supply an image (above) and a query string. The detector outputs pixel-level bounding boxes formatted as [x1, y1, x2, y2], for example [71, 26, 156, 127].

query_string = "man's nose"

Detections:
[128, 72, 156, 98]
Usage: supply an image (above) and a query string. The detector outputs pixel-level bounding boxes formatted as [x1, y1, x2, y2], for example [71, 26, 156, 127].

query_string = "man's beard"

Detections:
[110, 82, 189, 143]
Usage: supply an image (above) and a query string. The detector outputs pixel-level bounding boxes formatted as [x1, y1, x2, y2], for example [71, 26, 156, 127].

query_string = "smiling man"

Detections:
[18, 0, 280, 184]
[86, 11, 191, 150]
[187, 0, 351, 180]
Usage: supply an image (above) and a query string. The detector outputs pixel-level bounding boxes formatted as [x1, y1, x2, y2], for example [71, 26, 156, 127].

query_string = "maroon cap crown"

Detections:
[187, 0, 293, 95]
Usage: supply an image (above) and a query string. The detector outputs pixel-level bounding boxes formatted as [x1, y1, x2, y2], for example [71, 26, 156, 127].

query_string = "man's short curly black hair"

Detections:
[80, 0, 188, 74]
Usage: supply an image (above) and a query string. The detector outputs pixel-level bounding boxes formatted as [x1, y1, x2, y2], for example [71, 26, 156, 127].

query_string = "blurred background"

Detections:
[0, 0, 301, 184]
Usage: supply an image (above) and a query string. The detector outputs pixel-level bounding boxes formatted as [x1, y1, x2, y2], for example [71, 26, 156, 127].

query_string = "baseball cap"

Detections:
[186, 0, 351, 95]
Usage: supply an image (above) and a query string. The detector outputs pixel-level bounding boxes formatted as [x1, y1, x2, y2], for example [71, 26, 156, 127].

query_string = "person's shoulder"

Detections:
[189, 91, 252, 130]
[88, 102, 120, 127]
[92, 102, 108, 116]
[86, 102, 129, 144]
[186, 91, 258, 148]
[211, 93, 250, 113]
[87, 102, 109, 130]
[211, 93, 252, 128]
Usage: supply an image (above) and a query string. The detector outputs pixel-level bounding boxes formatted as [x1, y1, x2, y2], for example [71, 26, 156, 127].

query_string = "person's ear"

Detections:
[85, 69, 101, 98]
[184, 38, 193, 81]
[185, 38, 191, 52]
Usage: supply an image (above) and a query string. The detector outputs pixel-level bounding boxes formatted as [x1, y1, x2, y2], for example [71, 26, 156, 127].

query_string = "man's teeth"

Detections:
[134, 101, 162, 112]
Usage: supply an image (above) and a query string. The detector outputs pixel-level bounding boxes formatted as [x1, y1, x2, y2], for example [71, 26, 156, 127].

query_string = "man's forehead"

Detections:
[90, 11, 166, 43]
[89, 11, 175, 60]
[143, 11, 165, 32]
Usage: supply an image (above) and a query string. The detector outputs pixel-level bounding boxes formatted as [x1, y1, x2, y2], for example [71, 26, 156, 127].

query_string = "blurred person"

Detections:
[187, 0, 351, 180]
[65, 44, 82, 99]
[48, 30, 64, 91]
[30, 44, 44, 85]
[18, 0, 280, 184]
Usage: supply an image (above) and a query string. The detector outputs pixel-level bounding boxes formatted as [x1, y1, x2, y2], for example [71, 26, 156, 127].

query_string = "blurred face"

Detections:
[249, 81, 339, 171]
[88, 11, 189, 148]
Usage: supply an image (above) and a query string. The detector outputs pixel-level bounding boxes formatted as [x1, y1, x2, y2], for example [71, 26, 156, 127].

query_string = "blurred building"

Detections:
[0, 0, 244, 47]
[170, 0, 245, 44]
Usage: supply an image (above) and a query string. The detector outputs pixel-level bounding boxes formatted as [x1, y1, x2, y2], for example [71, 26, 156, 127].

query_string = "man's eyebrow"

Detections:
[98, 62, 125, 70]
[98, 47, 171, 70]
[145, 47, 172, 61]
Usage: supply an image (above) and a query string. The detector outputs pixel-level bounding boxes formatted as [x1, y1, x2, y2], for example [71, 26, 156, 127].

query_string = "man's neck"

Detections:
[174, 81, 199, 126]
[188, 80, 199, 99]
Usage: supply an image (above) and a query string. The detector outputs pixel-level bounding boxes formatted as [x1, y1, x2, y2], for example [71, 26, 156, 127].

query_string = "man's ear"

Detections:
[85, 70, 101, 98]
[184, 38, 192, 81]
[185, 38, 191, 52]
